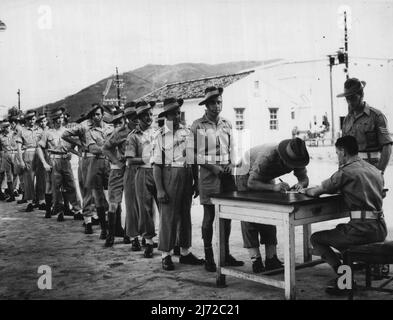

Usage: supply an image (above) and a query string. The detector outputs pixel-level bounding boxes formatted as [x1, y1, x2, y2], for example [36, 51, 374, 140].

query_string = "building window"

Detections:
[180, 111, 186, 125]
[269, 108, 278, 130]
[234, 108, 245, 130]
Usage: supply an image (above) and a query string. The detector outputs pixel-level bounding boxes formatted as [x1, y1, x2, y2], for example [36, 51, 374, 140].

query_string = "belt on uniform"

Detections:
[25, 148, 36, 152]
[139, 164, 152, 169]
[203, 154, 229, 163]
[83, 152, 105, 159]
[164, 162, 189, 168]
[358, 151, 380, 160]
[49, 153, 69, 159]
[110, 163, 121, 169]
[350, 210, 383, 220]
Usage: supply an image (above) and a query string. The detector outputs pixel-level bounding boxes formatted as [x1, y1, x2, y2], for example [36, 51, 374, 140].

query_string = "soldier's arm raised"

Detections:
[61, 125, 82, 147]
[103, 131, 124, 167]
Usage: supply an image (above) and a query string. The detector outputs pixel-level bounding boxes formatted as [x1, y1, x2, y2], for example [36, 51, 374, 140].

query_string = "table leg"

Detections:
[215, 206, 226, 287]
[303, 224, 312, 262]
[283, 217, 296, 300]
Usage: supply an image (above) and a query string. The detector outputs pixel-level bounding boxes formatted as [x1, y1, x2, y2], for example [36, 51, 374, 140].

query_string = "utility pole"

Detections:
[115, 67, 121, 110]
[328, 56, 336, 142]
[344, 11, 349, 79]
[17, 89, 20, 110]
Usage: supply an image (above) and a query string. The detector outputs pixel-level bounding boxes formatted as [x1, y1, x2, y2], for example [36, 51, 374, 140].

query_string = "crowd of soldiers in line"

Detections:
[0, 78, 392, 294]
[0, 86, 247, 273]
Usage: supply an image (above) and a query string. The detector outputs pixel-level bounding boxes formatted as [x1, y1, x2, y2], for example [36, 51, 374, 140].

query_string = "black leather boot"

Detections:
[0, 190, 6, 201]
[6, 182, 15, 202]
[57, 211, 65, 222]
[85, 222, 93, 234]
[224, 242, 244, 267]
[105, 211, 115, 247]
[44, 194, 52, 218]
[97, 207, 107, 240]
[114, 206, 124, 237]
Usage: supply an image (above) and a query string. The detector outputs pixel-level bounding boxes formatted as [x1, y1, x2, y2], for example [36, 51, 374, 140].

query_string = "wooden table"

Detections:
[211, 191, 348, 300]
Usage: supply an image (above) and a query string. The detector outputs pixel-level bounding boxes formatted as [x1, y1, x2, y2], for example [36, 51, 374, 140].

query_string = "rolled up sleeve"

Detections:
[321, 170, 343, 194]
[376, 113, 393, 146]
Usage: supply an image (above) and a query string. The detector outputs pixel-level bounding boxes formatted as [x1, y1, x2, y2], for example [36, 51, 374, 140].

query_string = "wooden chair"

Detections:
[343, 241, 393, 299]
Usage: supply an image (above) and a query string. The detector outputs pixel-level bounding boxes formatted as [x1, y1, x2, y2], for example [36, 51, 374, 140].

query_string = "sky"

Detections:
[0, 0, 392, 111]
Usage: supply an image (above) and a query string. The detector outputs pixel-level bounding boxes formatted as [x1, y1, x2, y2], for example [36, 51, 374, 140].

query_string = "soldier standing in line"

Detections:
[152, 97, 204, 270]
[102, 110, 129, 247]
[0, 120, 18, 202]
[191, 86, 244, 272]
[338, 78, 392, 278]
[16, 110, 43, 212]
[126, 100, 158, 258]
[9, 115, 25, 202]
[62, 104, 108, 234]
[122, 103, 142, 250]
[37, 110, 83, 221]
[57, 109, 84, 218]
[74, 113, 87, 198]
[84, 104, 113, 240]
[36, 113, 50, 211]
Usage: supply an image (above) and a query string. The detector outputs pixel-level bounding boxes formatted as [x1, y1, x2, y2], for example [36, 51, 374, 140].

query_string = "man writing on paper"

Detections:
[240, 138, 310, 273]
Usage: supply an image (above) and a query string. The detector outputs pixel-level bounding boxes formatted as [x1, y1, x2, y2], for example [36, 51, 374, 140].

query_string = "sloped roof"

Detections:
[140, 70, 254, 102]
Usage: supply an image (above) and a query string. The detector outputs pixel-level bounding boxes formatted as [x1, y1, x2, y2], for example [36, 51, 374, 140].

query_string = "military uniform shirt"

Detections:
[321, 157, 383, 211]
[151, 124, 191, 166]
[62, 119, 94, 152]
[104, 125, 132, 160]
[249, 144, 308, 183]
[125, 126, 157, 166]
[38, 127, 72, 154]
[85, 122, 113, 152]
[190, 114, 233, 164]
[0, 131, 18, 152]
[342, 102, 392, 152]
[16, 126, 43, 148]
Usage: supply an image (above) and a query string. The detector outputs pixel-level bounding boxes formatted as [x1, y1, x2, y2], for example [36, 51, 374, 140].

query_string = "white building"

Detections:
[140, 58, 393, 149]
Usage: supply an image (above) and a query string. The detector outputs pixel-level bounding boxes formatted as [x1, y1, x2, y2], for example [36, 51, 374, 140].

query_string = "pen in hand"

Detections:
[278, 178, 290, 192]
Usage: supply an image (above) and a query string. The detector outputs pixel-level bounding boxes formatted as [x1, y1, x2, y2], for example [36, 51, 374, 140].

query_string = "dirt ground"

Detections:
[1, 148, 392, 300]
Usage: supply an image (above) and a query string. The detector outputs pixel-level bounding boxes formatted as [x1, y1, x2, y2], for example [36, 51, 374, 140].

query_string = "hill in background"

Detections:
[35, 60, 279, 121]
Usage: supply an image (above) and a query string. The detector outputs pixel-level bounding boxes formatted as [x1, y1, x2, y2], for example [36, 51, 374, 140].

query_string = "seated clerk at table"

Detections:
[305, 136, 387, 295]
[241, 138, 310, 273]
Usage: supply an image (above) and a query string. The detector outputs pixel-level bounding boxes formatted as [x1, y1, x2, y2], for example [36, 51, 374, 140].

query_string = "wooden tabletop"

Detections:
[210, 191, 342, 206]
